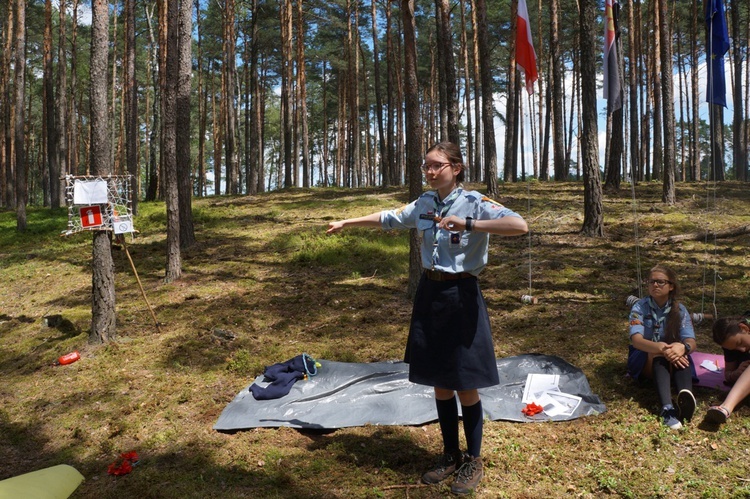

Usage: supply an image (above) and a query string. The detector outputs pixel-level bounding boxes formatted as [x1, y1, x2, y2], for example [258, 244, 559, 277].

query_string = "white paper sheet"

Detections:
[522, 373, 560, 403]
[73, 179, 108, 205]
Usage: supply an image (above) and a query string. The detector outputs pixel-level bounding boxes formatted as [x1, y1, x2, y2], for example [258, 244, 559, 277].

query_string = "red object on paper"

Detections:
[56, 351, 80, 365]
[522, 402, 544, 416]
[80, 205, 103, 228]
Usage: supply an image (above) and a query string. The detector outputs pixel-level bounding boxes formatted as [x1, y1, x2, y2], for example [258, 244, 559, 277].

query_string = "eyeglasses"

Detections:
[421, 162, 451, 173]
[648, 279, 672, 287]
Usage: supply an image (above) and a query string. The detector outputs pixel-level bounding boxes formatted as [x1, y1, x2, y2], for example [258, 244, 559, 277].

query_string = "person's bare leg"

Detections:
[719, 367, 750, 413]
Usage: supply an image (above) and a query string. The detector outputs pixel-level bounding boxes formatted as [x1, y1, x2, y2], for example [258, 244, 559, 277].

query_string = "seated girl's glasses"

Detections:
[421, 162, 451, 173]
[648, 279, 672, 286]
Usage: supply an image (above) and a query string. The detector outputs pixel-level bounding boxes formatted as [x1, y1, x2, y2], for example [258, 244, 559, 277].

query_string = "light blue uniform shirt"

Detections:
[628, 297, 695, 342]
[380, 187, 523, 275]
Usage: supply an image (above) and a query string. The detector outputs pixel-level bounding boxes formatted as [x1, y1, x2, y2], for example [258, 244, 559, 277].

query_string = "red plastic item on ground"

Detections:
[108, 451, 140, 476]
[56, 351, 81, 365]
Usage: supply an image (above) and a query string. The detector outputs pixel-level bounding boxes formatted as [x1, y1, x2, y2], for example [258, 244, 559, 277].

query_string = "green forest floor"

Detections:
[1, 180, 750, 498]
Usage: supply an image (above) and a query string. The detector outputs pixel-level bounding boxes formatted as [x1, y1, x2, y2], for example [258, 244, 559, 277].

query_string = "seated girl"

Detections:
[628, 264, 697, 430]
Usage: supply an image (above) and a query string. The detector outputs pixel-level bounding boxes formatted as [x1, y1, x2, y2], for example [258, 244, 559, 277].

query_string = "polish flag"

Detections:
[515, 0, 538, 94]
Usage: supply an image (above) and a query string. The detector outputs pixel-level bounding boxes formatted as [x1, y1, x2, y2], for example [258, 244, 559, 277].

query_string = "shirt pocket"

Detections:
[417, 218, 435, 232]
[447, 230, 469, 252]
[643, 318, 654, 339]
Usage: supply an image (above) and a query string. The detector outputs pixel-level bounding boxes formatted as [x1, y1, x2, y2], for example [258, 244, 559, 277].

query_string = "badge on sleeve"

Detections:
[481, 196, 506, 209]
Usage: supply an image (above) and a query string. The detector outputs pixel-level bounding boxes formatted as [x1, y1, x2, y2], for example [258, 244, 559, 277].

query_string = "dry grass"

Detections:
[1, 181, 750, 498]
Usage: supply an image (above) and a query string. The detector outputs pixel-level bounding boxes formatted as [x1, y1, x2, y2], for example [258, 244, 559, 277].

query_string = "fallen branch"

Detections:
[653, 224, 750, 245]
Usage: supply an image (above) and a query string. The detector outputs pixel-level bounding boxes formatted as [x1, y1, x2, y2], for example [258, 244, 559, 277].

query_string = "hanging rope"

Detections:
[522, 90, 537, 305]
[700, 12, 720, 322]
[629, 169, 642, 299]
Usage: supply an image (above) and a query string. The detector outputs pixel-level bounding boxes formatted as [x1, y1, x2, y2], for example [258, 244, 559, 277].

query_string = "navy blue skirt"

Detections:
[404, 273, 499, 390]
[627, 345, 699, 382]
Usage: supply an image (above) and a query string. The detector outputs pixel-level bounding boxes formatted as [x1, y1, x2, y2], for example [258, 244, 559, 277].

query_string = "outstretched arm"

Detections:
[326, 212, 382, 234]
[437, 214, 528, 236]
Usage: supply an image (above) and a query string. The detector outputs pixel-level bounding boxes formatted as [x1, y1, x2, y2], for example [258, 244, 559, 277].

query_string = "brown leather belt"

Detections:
[424, 270, 474, 281]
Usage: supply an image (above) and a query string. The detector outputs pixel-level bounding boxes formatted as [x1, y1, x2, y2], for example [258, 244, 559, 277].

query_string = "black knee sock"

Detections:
[461, 400, 483, 458]
[436, 396, 460, 454]
[673, 363, 693, 393]
[652, 356, 673, 408]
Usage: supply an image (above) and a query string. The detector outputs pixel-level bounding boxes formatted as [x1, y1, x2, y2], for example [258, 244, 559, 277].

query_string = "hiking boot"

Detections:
[451, 455, 484, 495]
[660, 406, 683, 430]
[677, 389, 696, 423]
[421, 451, 463, 484]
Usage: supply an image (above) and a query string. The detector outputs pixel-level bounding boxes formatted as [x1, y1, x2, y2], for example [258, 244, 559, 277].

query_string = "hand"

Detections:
[326, 221, 345, 234]
[437, 215, 466, 232]
[661, 342, 684, 364]
[662, 343, 690, 368]
[737, 360, 750, 375]
[670, 355, 691, 369]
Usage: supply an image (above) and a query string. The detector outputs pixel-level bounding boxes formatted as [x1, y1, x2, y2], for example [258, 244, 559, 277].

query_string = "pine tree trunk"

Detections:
[503, 0, 518, 183]
[125, 0, 138, 215]
[459, 0, 474, 179]
[471, 0, 482, 181]
[57, 0, 68, 200]
[248, 0, 262, 193]
[730, 0, 747, 181]
[14, 0, 25, 231]
[196, 0, 206, 196]
[280, 0, 293, 188]
[145, 5, 160, 201]
[69, 0, 80, 176]
[0, 2, 11, 208]
[178, 0, 195, 248]
[628, 0, 640, 182]
[402, 0, 423, 299]
[659, 0, 675, 204]
[90, 0, 116, 342]
[297, 0, 310, 188]
[651, 0, 663, 180]
[163, 0, 182, 282]
[44, 0, 60, 208]
[550, 0, 565, 180]
[690, 0, 700, 181]
[372, 0, 387, 187]
[224, 0, 239, 194]
[579, 0, 604, 237]
[438, 0, 459, 144]
[476, 0, 498, 197]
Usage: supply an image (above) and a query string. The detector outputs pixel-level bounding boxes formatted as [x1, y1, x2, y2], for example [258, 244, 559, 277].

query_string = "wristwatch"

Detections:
[465, 217, 474, 232]
[682, 341, 692, 355]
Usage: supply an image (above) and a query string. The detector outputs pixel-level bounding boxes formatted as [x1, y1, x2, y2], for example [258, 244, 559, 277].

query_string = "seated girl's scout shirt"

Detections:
[628, 296, 695, 342]
[379, 188, 522, 275]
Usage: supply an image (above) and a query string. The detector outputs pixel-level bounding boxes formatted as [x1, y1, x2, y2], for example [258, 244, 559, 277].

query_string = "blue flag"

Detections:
[705, 0, 729, 107]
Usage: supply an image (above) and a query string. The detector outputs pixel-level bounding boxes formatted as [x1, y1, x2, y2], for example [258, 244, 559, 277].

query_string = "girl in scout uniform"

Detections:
[326, 142, 527, 495]
[705, 315, 750, 424]
[627, 264, 697, 430]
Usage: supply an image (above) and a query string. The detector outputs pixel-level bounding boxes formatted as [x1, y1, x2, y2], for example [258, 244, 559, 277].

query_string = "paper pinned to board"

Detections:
[73, 179, 108, 205]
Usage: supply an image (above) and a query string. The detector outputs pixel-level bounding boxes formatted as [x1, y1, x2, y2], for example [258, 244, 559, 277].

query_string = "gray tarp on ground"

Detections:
[213, 354, 607, 431]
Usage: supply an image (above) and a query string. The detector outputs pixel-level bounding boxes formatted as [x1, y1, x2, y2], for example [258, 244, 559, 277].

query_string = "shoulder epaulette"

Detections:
[481, 196, 506, 208]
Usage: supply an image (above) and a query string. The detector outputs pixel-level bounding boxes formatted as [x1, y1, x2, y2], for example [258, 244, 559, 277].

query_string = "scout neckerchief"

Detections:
[430, 188, 462, 269]
[648, 296, 671, 342]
